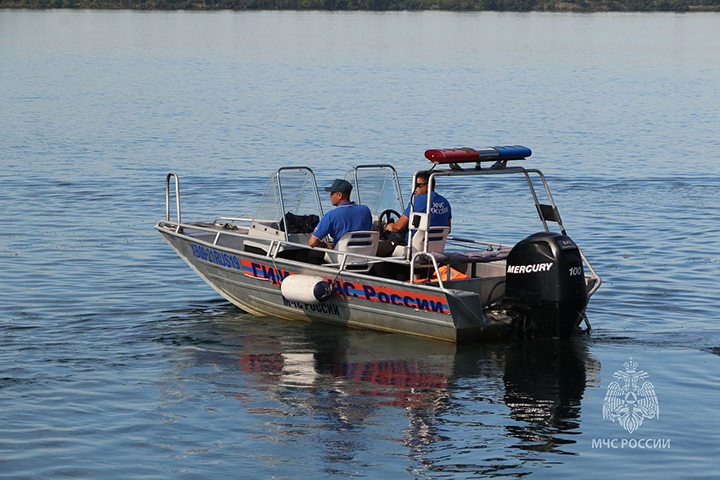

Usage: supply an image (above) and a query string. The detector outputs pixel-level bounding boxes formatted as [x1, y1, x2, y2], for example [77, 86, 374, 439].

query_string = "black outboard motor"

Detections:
[504, 232, 588, 339]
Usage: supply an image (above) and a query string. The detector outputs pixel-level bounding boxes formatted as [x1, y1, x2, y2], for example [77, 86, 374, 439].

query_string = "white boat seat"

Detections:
[324, 230, 380, 272]
[392, 226, 450, 257]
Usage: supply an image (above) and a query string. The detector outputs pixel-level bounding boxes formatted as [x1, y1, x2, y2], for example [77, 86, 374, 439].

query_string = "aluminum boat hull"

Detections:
[158, 227, 512, 343]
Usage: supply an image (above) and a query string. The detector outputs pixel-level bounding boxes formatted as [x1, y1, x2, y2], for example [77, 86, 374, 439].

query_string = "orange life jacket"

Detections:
[413, 265, 468, 283]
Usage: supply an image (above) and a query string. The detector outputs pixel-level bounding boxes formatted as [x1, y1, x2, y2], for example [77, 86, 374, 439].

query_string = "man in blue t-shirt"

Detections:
[384, 172, 452, 241]
[309, 179, 372, 250]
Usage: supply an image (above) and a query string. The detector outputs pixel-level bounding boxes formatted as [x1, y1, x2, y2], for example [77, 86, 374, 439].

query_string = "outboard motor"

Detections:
[504, 232, 588, 339]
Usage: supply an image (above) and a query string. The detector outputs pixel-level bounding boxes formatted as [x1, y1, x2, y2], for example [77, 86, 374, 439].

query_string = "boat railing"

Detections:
[320, 248, 387, 271]
[165, 173, 181, 232]
[581, 251, 602, 296]
[426, 166, 601, 297]
[213, 216, 254, 225]
[446, 236, 512, 251]
[524, 169, 602, 295]
[156, 219, 415, 274]
[409, 252, 445, 289]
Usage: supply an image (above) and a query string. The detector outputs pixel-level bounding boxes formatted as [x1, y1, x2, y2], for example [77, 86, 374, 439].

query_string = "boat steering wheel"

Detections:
[378, 209, 402, 241]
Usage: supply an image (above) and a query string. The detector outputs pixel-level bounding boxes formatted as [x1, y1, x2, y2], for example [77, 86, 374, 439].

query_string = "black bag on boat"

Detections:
[279, 212, 320, 234]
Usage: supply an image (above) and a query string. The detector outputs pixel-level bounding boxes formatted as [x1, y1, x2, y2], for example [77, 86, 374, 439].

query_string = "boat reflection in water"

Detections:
[499, 342, 593, 455]
[162, 311, 599, 474]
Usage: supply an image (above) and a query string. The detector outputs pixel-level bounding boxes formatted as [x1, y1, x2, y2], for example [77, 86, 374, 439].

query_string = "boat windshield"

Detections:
[344, 165, 404, 217]
[253, 167, 322, 226]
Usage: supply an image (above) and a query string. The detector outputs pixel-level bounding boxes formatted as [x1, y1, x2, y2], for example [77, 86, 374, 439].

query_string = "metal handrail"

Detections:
[524, 168, 601, 295]
[406, 171, 422, 261]
[407, 168, 528, 257]
[409, 251, 445, 289]
[521, 170, 551, 233]
[580, 249, 603, 297]
[213, 215, 254, 225]
[155, 220, 409, 269]
[165, 173, 181, 232]
[403, 165, 601, 296]
[524, 169, 565, 234]
[446, 236, 511, 251]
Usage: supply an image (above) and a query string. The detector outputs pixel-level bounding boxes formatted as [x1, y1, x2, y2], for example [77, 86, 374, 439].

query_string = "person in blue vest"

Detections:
[384, 171, 452, 239]
[309, 179, 372, 250]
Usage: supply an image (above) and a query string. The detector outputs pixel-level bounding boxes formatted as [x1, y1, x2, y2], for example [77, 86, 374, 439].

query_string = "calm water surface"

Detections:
[1, 10, 719, 478]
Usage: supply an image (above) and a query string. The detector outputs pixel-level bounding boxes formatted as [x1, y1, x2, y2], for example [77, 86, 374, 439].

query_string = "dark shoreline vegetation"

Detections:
[3, 0, 720, 11]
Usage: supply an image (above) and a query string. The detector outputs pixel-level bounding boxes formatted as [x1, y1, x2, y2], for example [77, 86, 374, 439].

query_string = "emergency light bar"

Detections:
[424, 145, 532, 164]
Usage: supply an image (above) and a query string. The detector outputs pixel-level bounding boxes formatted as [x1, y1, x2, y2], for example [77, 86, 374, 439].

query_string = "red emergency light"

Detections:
[425, 146, 532, 165]
[424, 148, 480, 164]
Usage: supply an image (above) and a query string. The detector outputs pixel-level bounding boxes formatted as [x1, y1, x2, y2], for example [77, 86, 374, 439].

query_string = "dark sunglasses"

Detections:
[415, 182, 428, 188]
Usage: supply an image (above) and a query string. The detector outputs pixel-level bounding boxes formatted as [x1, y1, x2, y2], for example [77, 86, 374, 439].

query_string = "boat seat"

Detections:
[324, 230, 380, 273]
[392, 226, 450, 257]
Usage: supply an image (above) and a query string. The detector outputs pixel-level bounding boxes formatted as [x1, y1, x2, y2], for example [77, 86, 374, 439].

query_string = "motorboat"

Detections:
[155, 146, 601, 342]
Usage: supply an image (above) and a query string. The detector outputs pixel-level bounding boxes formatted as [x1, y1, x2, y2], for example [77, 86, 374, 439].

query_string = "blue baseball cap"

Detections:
[324, 179, 353, 195]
